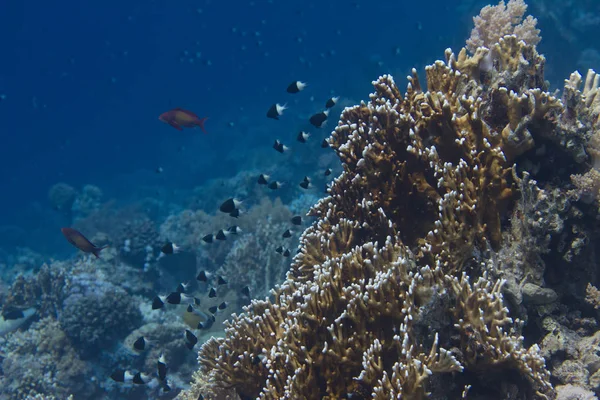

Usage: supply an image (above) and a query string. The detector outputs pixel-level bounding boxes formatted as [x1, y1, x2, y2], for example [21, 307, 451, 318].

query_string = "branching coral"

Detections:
[176, 2, 600, 398]
[176, 26, 588, 400]
[467, 0, 541, 53]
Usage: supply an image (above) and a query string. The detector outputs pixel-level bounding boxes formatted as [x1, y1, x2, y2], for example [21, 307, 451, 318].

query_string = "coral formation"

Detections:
[467, 0, 540, 53]
[178, 2, 600, 399]
[217, 197, 297, 299]
[59, 268, 142, 357]
[0, 318, 91, 399]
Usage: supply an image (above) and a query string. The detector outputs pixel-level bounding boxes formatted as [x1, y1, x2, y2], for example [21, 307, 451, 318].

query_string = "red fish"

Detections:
[159, 108, 208, 133]
[61, 227, 107, 258]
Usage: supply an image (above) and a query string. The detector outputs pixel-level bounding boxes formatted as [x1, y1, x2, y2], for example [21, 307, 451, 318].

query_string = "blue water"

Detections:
[1, 0, 599, 398]
[0, 0, 481, 254]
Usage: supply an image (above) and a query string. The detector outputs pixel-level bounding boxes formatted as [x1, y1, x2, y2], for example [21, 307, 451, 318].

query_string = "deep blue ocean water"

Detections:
[0, 0, 598, 257]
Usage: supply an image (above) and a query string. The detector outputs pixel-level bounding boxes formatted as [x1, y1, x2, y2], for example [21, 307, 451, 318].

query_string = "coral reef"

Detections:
[0, 318, 92, 399]
[59, 268, 142, 357]
[179, 2, 600, 399]
[217, 197, 297, 299]
[467, 0, 540, 53]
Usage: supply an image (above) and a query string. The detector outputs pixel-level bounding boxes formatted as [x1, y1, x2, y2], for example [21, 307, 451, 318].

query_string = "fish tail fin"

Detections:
[93, 245, 109, 258]
[196, 117, 208, 134]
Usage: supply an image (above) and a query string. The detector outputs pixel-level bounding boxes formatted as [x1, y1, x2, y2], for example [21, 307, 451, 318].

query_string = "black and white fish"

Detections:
[202, 234, 214, 244]
[161, 242, 180, 255]
[282, 229, 292, 238]
[325, 96, 339, 108]
[297, 131, 310, 143]
[227, 226, 242, 234]
[152, 295, 167, 310]
[321, 139, 329, 148]
[324, 168, 332, 176]
[110, 370, 134, 383]
[215, 229, 229, 240]
[133, 372, 151, 385]
[286, 81, 307, 93]
[219, 198, 242, 214]
[257, 174, 270, 185]
[299, 176, 312, 189]
[268, 181, 283, 190]
[309, 110, 329, 128]
[273, 139, 289, 153]
[291, 216, 302, 225]
[241, 286, 251, 297]
[196, 270, 213, 283]
[176, 282, 190, 293]
[185, 329, 198, 350]
[267, 103, 287, 119]
[133, 336, 151, 352]
[157, 354, 168, 381]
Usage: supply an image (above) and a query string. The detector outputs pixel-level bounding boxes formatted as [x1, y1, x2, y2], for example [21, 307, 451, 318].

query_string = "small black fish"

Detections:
[299, 176, 311, 189]
[152, 295, 166, 310]
[202, 234, 214, 244]
[208, 287, 217, 298]
[185, 329, 198, 350]
[218, 301, 228, 310]
[241, 286, 251, 297]
[176, 282, 190, 293]
[325, 96, 339, 108]
[208, 305, 218, 314]
[267, 103, 287, 119]
[217, 276, 227, 285]
[286, 81, 307, 93]
[297, 131, 310, 143]
[325, 168, 332, 176]
[157, 354, 168, 381]
[309, 110, 329, 128]
[291, 216, 302, 225]
[321, 139, 329, 148]
[197, 271, 212, 282]
[283, 249, 291, 257]
[110, 369, 134, 383]
[252, 354, 267, 365]
[166, 292, 182, 304]
[198, 395, 205, 400]
[220, 198, 242, 214]
[198, 315, 216, 329]
[161, 241, 180, 255]
[229, 209, 241, 218]
[273, 139, 289, 153]
[227, 226, 242, 234]
[133, 372, 150, 385]
[268, 181, 283, 190]
[275, 245, 284, 254]
[257, 174, 270, 185]
[133, 336, 147, 352]
[282, 229, 292, 238]
[215, 229, 228, 240]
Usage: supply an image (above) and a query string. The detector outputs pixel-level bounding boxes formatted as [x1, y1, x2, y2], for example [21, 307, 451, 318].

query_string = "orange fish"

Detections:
[61, 227, 107, 258]
[159, 108, 208, 133]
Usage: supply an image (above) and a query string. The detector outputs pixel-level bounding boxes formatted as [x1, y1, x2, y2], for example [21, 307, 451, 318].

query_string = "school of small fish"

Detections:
[58, 80, 340, 395]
